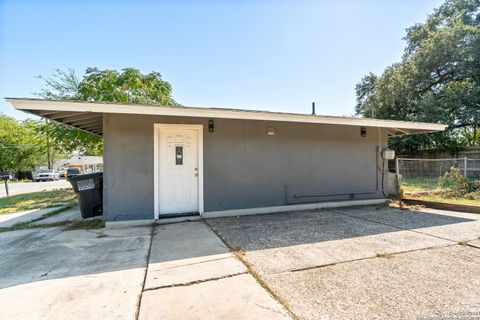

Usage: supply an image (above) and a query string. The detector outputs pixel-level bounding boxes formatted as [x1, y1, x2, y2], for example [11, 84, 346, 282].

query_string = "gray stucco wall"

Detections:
[103, 114, 388, 221]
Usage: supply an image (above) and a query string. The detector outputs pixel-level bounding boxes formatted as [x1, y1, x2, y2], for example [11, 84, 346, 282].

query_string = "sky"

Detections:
[0, 0, 444, 120]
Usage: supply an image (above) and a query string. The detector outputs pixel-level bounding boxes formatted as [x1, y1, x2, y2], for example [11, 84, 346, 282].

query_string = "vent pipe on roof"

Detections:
[312, 102, 316, 115]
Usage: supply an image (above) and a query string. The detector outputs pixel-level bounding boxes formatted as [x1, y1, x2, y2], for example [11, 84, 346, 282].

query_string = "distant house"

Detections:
[67, 156, 102, 173]
[8, 98, 446, 221]
[54, 156, 103, 173]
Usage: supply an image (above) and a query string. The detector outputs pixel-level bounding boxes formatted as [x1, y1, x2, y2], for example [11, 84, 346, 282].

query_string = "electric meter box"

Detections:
[382, 149, 396, 160]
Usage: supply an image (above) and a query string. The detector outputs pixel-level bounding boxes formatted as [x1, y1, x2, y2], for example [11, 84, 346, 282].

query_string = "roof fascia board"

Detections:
[7, 98, 447, 132]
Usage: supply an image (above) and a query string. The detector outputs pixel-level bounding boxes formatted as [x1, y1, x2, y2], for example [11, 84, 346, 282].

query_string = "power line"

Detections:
[0, 144, 42, 148]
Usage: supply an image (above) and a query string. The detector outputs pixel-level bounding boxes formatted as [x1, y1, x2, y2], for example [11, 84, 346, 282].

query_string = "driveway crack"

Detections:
[285, 243, 458, 274]
[135, 223, 156, 320]
[466, 242, 480, 249]
[143, 271, 248, 291]
[203, 219, 300, 320]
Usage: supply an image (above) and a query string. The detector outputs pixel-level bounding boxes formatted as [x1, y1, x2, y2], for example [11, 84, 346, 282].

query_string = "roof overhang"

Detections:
[6, 98, 447, 136]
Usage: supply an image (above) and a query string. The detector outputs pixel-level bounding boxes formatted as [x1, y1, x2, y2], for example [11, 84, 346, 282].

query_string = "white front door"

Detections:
[158, 126, 199, 215]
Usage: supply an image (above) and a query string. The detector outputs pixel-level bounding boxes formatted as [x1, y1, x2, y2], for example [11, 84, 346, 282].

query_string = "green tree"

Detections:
[36, 67, 176, 161]
[355, 0, 480, 154]
[77, 67, 176, 105]
[0, 114, 43, 172]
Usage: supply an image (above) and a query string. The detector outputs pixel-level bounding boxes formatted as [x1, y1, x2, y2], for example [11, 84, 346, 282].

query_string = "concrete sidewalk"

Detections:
[0, 206, 81, 228]
[139, 221, 291, 320]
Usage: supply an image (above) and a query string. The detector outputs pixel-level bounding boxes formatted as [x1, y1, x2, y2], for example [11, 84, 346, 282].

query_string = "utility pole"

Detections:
[46, 118, 52, 169]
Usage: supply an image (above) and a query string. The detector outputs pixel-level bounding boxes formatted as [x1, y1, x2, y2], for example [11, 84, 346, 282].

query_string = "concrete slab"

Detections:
[336, 206, 480, 242]
[0, 227, 64, 263]
[0, 225, 152, 319]
[0, 269, 145, 320]
[264, 245, 480, 320]
[335, 205, 478, 227]
[243, 230, 450, 275]
[139, 274, 291, 320]
[417, 221, 480, 242]
[145, 221, 246, 289]
[0, 207, 65, 227]
[106, 219, 155, 228]
[207, 209, 398, 251]
[207, 209, 451, 275]
[467, 239, 480, 248]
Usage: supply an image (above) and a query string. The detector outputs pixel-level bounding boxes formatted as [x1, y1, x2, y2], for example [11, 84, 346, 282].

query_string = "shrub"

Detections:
[438, 167, 468, 196]
[438, 167, 480, 200]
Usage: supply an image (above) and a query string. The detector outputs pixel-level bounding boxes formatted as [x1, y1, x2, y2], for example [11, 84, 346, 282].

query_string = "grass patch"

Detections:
[401, 177, 440, 192]
[39, 203, 77, 219]
[0, 189, 76, 214]
[66, 219, 105, 230]
[401, 172, 480, 205]
[0, 203, 77, 233]
[404, 192, 480, 205]
[0, 220, 72, 233]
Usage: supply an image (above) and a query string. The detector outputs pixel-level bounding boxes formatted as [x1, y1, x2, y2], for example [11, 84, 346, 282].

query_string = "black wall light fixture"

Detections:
[208, 119, 214, 132]
[360, 127, 367, 137]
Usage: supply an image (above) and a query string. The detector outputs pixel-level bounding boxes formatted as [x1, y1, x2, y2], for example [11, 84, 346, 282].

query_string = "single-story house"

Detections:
[7, 98, 446, 221]
[55, 156, 103, 173]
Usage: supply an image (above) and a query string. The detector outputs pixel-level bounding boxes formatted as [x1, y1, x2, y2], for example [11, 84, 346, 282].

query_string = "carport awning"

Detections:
[26, 109, 103, 136]
[6, 98, 447, 136]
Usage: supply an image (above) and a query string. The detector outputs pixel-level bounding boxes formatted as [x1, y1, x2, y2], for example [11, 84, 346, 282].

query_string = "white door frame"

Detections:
[154, 123, 204, 219]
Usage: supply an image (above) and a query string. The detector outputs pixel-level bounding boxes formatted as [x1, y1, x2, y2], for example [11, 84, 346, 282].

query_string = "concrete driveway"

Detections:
[0, 220, 289, 320]
[0, 180, 71, 197]
[1, 205, 479, 319]
[207, 205, 480, 319]
[0, 225, 151, 319]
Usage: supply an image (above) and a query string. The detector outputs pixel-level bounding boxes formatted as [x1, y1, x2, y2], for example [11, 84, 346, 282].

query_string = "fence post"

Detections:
[3, 179, 9, 197]
[464, 157, 468, 177]
[395, 157, 400, 192]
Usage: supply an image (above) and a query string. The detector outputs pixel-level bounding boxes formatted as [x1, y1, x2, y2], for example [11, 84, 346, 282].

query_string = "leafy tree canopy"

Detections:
[0, 114, 43, 172]
[35, 67, 176, 160]
[355, 0, 480, 154]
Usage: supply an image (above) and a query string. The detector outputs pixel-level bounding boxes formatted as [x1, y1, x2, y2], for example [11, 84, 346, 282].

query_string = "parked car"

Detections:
[34, 169, 60, 182]
[58, 169, 67, 178]
[66, 168, 81, 178]
[0, 172, 13, 181]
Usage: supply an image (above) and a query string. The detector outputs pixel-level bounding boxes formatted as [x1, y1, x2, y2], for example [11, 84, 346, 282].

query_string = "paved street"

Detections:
[0, 180, 71, 197]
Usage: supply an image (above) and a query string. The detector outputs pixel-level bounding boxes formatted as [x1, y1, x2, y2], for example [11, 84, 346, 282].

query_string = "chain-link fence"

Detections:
[397, 157, 480, 192]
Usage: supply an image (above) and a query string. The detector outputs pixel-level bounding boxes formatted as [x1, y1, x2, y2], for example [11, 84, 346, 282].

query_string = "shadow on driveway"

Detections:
[206, 205, 476, 251]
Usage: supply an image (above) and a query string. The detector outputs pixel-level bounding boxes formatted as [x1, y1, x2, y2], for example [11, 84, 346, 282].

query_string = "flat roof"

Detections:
[6, 98, 447, 136]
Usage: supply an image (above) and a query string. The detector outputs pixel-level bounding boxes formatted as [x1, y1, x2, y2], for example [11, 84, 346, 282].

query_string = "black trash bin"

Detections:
[68, 172, 103, 219]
